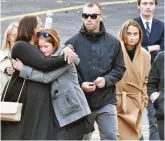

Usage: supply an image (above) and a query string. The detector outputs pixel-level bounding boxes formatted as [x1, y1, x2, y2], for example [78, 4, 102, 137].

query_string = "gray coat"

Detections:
[19, 48, 91, 127]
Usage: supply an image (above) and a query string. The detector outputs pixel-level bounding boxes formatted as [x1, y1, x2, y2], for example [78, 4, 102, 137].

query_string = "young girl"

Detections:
[13, 28, 94, 140]
[116, 20, 151, 140]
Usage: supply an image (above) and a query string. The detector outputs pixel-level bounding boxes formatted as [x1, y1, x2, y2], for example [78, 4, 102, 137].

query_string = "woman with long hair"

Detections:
[1, 15, 74, 140]
[0, 23, 18, 96]
[116, 20, 151, 140]
[13, 28, 94, 140]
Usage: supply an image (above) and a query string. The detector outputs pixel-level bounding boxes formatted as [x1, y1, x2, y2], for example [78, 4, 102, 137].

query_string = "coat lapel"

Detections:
[121, 44, 141, 88]
[149, 18, 157, 41]
[137, 17, 149, 40]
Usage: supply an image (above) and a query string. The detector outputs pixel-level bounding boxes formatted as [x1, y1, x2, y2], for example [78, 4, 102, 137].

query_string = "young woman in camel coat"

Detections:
[116, 20, 151, 140]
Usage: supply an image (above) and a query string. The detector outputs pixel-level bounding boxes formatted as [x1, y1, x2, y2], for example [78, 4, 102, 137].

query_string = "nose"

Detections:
[40, 48, 45, 53]
[130, 34, 134, 39]
[87, 16, 92, 21]
[40, 27, 44, 31]
[146, 4, 151, 9]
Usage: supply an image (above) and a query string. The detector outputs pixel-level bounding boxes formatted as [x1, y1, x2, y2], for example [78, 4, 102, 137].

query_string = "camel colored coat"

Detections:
[116, 43, 151, 140]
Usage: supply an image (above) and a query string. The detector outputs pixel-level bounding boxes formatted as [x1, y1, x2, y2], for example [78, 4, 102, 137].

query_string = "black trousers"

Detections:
[147, 100, 160, 140]
[157, 120, 164, 140]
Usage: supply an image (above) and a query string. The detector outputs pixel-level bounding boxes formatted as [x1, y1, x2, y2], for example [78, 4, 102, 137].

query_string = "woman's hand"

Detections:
[12, 58, 23, 71]
[61, 45, 77, 64]
[6, 67, 15, 75]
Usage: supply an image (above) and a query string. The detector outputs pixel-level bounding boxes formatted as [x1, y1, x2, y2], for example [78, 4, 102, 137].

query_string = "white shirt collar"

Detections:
[140, 14, 153, 30]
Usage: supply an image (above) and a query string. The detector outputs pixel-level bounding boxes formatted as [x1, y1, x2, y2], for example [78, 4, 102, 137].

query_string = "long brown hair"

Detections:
[119, 19, 143, 52]
[15, 15, 38, 42]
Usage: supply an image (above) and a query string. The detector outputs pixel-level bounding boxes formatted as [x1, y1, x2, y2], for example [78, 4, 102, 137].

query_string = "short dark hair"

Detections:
[137, 0, 158, 5]
[85, 2, 102, 13]
[15, 15, 38, 42]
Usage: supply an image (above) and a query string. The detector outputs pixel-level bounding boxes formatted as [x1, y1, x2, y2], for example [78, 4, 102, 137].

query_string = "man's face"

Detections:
[138, 0, 156, 17]
[82, 5, 102, 32]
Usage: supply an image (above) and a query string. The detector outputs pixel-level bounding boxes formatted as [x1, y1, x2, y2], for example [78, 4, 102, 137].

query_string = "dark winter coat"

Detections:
[148, 51, 164, 120]
[65, 22, 125, 111]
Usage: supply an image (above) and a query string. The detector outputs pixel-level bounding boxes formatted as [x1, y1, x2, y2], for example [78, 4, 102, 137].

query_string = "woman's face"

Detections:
[36, 17, 43, 33]
[38, 38, 55, 56]
[9, 27, 17, 47]
[125, 25, 139, 50]
[34, 17, 43, 43]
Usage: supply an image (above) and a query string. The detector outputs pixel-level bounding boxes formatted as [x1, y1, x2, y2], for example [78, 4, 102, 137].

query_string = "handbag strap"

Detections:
[2, 74, 26, 102]
[17, 79, 26, 102]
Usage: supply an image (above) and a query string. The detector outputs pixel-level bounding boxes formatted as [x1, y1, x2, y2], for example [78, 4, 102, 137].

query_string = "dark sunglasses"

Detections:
[82, 13, 101, 19]
[37, 32, 49, 38]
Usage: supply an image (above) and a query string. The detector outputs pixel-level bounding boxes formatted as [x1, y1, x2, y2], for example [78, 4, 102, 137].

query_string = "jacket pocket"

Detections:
[56, 87, 82, 117]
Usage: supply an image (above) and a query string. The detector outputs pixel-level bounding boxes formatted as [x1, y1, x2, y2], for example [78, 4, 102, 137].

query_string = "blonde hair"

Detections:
[119, 20, 143, 51]
[1, 23, 18, 51]
[38, 28, 60, 51]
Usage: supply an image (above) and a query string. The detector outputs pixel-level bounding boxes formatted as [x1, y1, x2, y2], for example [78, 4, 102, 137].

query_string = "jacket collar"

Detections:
[0, 50, 10, 62]
[79, 21, 105, 42]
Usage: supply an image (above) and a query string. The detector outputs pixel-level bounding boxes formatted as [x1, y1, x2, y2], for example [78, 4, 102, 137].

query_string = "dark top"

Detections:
[147, 51, 164, 120]
[134, 17, 164, 63]
[126, 47, 136, 61]
[65, 22, 126, 110]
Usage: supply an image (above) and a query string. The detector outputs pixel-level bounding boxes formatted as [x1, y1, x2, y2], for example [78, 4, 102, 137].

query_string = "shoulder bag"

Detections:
[0, 75, 26, 122]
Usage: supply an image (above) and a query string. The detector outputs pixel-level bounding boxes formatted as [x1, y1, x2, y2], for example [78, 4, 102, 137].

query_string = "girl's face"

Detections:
[9, 27, 17, 47]
[125, 25, 139, 50]
[38, 38, 55, 56]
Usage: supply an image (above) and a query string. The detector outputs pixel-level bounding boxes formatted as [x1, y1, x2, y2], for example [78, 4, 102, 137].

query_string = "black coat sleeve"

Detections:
[12, 41, 67, 72]
[64, 36, 84, 86]
[160, 23, 164, 51]
[103, 40, 126, 87]
[147, 53, 160, 96]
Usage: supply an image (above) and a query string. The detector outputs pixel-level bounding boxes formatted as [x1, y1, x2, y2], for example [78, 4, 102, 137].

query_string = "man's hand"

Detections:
[81, 82, 96, 93]
[94, 77, 105, 88]
[148, 45, 160, 52]
[6, 67, 15, 75]
[61, 46, 76, 64]
[12, 58, 23, 71]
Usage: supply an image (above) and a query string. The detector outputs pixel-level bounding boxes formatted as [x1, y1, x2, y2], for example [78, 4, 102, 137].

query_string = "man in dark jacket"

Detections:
[134, 0, 164, 139]
[65, 2, 125, 140]
[147, 51, 164, 140]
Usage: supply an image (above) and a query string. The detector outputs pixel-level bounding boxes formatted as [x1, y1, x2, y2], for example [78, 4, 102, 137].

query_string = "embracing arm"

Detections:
[19, 64, 72, 83]
[103, 41, 126, 87]
[12, 41, 67, 71]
